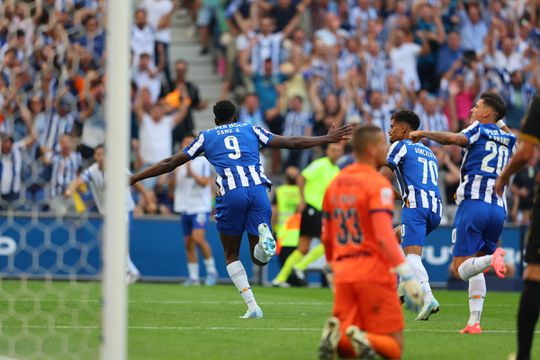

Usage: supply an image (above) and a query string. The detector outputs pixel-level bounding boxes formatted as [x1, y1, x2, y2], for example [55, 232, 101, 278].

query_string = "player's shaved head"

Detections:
[213, 100, 238, 125]
[352, 125, 388, 167]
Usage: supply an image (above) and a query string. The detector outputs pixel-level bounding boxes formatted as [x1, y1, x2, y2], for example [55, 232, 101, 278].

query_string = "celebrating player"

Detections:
[380, 109, 442, 320]
[410, 92, 516, 334]
[495, 95, 540, 360]
[172, 133, 218, 286]
[130, 100, 353, 319]
[318, 125, 422, 360]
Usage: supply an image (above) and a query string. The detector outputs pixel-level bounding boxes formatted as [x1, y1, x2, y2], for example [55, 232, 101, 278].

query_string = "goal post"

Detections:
[102, 0, 132, 358]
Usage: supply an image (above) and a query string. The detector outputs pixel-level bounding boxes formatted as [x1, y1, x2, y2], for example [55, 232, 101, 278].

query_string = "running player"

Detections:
[318, 124, 422, 360]
[130, 100, 352, 318]
[172, 133, 218, 286]
[64, 145, 155, 283]
[410, 92, 516, 333]
[380, 109, 442, 320]
[495, 95, 540, 360]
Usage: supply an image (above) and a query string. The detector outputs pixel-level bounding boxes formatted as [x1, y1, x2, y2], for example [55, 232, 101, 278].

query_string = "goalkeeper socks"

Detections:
[517, 280, 540, 360]
[467, 273, 486, 326]
[458, 256, 492, 280]
[366, 333, 401, 359]
[187, 262, 199, 281]
[274, 250, 304, 283]
[295, 244, 325, 271]
[406, 254, 433, 303]
[226, 260, 258, 311]
[204, 257, 217, 275]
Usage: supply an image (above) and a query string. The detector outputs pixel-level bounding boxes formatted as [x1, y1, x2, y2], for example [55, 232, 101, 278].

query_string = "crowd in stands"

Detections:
[0, 0, 539, 225]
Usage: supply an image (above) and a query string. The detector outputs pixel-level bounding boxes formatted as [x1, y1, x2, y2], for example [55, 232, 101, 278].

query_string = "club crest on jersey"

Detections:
[380, 187, 393, 206]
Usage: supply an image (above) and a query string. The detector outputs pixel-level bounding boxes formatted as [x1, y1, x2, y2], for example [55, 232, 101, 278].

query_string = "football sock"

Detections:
[204, 257, 217, 275]
[254, 243, 272, 264]
[295, 244, 325, 271]
[458, 256, 492, 281]
[517, 280, 540, 360]
[226, 260, 258, 311]
[274, 250, 304, 283]
[467, 273, 486, 326]
[187, 263, 199, 281]
[406, 254, 433, 303]
[366, 333, 401, 360]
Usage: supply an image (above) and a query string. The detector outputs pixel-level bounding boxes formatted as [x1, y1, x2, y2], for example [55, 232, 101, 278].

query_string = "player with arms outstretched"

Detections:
[318, 125, 422, 360]
[495, 95, 540, 360]
[380, 109, 443, 320]
[130, 100, 352, 318]
[410, 92, 516, 333]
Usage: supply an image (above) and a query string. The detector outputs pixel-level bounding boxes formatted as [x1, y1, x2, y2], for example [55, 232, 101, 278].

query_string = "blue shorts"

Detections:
[401, 207, 441, 247]
[214, 185, 272, 237]
[182, 213, 210, 236]
[452, 199, 506, 257]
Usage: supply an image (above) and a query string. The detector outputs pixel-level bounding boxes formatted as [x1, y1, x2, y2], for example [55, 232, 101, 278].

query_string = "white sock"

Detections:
[126, 254, 140, 276]
[187, 262, 199, 281]
[458, 256, 492, 281]
[226, 260, 258, 311]
[253, 243, 271, 264]
[468, 273, 486, 326]
[204, 257, 217, 275]
[406, 254, 433, 303]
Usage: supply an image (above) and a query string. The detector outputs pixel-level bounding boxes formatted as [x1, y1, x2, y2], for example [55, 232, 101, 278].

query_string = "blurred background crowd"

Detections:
[0, 0, 539, 226]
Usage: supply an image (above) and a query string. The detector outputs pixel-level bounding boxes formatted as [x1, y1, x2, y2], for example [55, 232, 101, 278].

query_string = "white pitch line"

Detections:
[2, 325, 538, 334]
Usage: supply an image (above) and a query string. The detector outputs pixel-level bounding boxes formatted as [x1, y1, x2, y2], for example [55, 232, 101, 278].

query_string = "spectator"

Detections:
[281, 95, 313, 169]
[389, 29, 424, 92]
[79, 71, 106, 159]
[435, 31, 463, 84]
[457, 2, 488, 54]
[163, 59, 208, 145]
[238, 93, 265, 127]
[253, 58, 286, 134]
[501, 70, 536, 130]
[143, 0, 178, 91]
[348, 0, 378, 35]
[362, 90, 392, 141]
[133, 52, 162, 103]
[77, 14, 105, 64]
[131, 8, 156, 66]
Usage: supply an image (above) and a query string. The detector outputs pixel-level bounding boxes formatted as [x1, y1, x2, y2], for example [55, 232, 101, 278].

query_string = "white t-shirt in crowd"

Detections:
[174, 156, 213, 214]
[131, 25, 156, 64]
[143, 0, 173, 44]
[389, 42, 421, 91]
[139, 114, 173, 163]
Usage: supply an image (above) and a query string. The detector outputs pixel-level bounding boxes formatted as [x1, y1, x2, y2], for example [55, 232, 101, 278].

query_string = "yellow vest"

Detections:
[278, 213, 301, 249]
[275, 184, 301, 233]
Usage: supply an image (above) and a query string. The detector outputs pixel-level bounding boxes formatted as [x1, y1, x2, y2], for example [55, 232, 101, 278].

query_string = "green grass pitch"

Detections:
[0, 281, 538, 359]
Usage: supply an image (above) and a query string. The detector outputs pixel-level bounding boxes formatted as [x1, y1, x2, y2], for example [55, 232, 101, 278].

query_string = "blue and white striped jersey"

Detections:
[50, 151, 82, 198]
[456, 121, 517, 208]
[183, 122, 274, 195]
[387, 139, 442, 215]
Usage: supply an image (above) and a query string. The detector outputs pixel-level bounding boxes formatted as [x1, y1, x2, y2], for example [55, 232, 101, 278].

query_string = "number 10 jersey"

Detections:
[457, 121, 517, 209]
[183, 122, 274, 195]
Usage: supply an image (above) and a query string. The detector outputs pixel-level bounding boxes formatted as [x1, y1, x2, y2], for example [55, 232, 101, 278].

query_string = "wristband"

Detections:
[496, 120, 506, 128]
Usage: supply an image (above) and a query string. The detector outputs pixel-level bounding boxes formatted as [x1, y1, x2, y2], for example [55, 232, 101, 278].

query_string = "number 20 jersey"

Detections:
[183, 122, 274, 195]
[457, 121, 517, 208]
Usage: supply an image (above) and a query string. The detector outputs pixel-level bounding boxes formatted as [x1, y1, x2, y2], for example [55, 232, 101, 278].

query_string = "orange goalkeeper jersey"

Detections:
[322, 163, 401, 285]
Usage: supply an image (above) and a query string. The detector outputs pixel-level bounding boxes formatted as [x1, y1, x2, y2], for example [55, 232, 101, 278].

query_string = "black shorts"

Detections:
[525, 187, 540, 264]
[300, 204, 322, 238]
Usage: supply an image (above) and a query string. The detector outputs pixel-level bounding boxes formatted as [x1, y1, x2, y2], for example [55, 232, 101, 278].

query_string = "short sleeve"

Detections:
[520, 96, 540, 145]
[368, 180, 394, 214]
[183, 132, 205, 159]
[252, 126, 274, 146]
[386, 141, 407, 169]
[460, 121, 481, 145]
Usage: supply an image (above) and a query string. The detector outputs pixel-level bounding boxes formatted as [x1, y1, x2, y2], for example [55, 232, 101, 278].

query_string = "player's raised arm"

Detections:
[130, 151, 190, 186]
[266, 122, 353, 149]
[409, 129, 469, 147]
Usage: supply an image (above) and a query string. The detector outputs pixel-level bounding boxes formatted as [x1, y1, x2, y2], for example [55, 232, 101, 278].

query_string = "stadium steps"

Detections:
[169, 12, 223, 131]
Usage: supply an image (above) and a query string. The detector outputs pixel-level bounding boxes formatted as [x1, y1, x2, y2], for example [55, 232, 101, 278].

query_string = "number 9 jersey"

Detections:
[457, 121, 517, 209]
[183, 122, 274, 195]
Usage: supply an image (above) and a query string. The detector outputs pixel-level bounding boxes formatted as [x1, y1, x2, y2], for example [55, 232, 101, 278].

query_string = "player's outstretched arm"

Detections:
[495, 140, 536, 196]
[409, 130, 468, 147]
[266, 123, 353, 149]
[130, 152, 190, 186]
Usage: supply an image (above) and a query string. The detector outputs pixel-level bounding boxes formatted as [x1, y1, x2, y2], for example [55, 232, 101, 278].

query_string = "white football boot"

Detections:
[239, 307, 264, 319]
[258, 223, 276, 258]
[318, 317, 341, 360]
